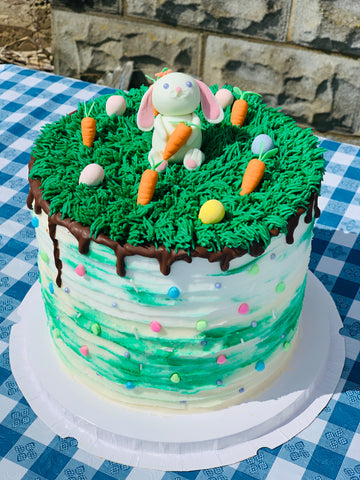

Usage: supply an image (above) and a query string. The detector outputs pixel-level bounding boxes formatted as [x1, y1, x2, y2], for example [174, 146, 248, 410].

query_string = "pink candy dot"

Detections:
[150, 321, 162, 332]
[217, 354, 227, 364]
[75, 264, 86, 276]
[80, 345, 89, 356]
[238, 303, 249, 314]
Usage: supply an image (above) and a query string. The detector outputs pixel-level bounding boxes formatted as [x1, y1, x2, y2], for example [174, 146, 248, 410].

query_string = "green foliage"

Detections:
[30, 85, 325, 253]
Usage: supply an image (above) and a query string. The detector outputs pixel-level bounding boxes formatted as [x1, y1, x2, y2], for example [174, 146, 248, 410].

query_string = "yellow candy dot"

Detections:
[199, 199, 225, 225]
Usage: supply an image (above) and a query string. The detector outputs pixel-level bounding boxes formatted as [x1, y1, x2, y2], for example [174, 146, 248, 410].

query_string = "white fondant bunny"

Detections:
[137, 72, 224, 171]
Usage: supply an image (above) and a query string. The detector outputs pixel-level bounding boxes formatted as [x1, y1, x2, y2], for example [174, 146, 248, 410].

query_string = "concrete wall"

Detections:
[51, 0, 360, 142]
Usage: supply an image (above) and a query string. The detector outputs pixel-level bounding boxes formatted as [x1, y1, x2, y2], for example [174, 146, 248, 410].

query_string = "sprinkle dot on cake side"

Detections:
[28, 71, 325, 412]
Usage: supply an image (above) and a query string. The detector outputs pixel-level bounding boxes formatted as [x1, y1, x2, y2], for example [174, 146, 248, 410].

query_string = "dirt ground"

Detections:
[0, 0, 52, 71]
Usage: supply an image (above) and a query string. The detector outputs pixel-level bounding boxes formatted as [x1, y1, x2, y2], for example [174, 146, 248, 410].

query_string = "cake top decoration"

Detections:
[29, 80, 325, 263]
[240, 141, 278, 196]
[137, 72, 224, 171]
[81, 100, 96, 148]
[230, 87, 261, 127]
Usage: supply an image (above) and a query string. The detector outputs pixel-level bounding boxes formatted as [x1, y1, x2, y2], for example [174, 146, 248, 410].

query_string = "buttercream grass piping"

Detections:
[29, 85, 325, 276]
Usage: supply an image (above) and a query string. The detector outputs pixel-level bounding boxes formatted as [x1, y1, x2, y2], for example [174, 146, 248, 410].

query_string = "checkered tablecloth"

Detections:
[0, 64, 359, 480]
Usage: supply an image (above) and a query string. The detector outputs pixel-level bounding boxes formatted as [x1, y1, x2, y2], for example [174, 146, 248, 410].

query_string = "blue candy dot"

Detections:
[163, 82, 169, 89]
[112, 302, 117, 308]
[270, 253, 276, 260]
[239, 387, 245, 393]
[126, 381, 135, 389]
[64, 287, 70, 294]
[215, 282, 222, 289]
[216, 379, 223, 386]
[186, 81, 192, 87]
[251, 321, 257, 328]
[56, 315, 60, 320]
[49, 282, 54, 294]
[124, 351, 130, 358]
[180, 400, 187, 404]
[31, 217, 39, 228]
[201, 340, 207, 346]
[255, 360, 265, 372]
[168, 286, 180, 299]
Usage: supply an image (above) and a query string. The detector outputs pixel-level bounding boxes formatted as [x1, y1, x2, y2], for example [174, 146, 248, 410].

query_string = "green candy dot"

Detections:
[40, 251, 49, 263]
[53, 328, 60, 338]
[91, 322, 101, 335]
[170, 373, 181, 384]
[249, 264, 259, 275]
[275, 281, 286, 293]
[283, 341, 291, 351]
[196, 319, 208, 331]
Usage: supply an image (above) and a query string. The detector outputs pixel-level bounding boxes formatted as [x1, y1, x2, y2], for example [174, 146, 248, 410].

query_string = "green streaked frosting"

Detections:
[30, 85, 325, 254]
[42, 275, 305, 393]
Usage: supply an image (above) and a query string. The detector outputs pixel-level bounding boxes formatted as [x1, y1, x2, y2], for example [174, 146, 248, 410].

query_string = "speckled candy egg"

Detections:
[199, 199, 225, 224]
[106, 95, 127, 116]
[79, 163, 105, 186]
[215, 89, 234, 109]
[251, 134, 274, 155]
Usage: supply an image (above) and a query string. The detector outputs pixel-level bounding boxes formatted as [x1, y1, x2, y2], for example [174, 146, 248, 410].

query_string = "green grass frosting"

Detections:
[30, 85, 325, 254]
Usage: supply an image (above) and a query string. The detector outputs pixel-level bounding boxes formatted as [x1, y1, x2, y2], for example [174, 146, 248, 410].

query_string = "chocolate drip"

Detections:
[314, 193, 320, 219]
[286, 207, 306, 244]
[28, 156, 321, 278]
[286, 215, 299, 244]
[48, 221, 63, 286]
[26, 190, 34, 210]
[305, 191, 320, 223]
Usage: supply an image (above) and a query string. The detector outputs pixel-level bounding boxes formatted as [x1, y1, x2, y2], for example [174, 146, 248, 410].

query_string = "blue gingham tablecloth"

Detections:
[0, 64, 359, 480]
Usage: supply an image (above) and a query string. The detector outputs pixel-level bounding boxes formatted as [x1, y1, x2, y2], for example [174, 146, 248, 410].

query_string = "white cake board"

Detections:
[10, 272, 345, 471]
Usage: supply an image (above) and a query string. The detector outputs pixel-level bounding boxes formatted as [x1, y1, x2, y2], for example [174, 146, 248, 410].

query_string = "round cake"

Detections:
[27, 72, 325, 411]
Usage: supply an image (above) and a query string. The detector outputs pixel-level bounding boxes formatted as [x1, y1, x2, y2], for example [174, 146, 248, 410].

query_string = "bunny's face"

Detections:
[152, 72, 201, 116]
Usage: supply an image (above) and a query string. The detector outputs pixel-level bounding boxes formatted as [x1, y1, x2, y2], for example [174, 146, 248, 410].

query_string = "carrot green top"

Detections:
[30, 85, 325, 254]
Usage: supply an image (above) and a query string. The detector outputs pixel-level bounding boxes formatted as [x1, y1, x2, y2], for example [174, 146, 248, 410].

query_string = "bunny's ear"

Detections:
[195, 79, 224, 124]
[137, 85, 155, 131]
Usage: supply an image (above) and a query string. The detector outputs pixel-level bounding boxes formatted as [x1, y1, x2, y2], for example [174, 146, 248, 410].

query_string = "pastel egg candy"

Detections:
[215, 89, 234, 109]
[106, 95, 127, 116]
[79, 163, 105, 186]
[199, 199, 225, 225]
[251, 134, 274, 155]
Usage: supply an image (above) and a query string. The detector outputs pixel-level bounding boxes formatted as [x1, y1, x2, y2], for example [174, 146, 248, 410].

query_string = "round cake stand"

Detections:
[10, 272, 345, 471]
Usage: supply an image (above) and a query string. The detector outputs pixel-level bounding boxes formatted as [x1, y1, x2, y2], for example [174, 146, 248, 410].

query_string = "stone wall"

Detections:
[51, 0, 360, 141]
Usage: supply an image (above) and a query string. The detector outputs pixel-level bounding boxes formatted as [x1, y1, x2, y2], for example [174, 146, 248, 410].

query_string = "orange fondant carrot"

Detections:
[163, 122, 193, 161]
[240, 158, 266, 196]
[81, 101, 96, 147]
[240, 142, 278, 196]
[81, 117, 96, 147]
[137, 168, 159, 205]
[231, 98, 248, 127]
[231, 88, 261, 128]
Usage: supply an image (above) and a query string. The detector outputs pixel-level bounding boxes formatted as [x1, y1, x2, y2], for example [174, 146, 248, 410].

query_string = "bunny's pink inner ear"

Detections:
[195, 79, 224, 123]
[136, 85, 155, 131]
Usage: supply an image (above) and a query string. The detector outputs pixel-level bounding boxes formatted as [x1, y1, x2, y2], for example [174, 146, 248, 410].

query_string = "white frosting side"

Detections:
[32, 205, 313, 411]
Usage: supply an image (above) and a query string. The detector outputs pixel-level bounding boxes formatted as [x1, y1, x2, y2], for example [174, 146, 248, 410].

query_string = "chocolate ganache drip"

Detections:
[27, 156, 321, 286]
